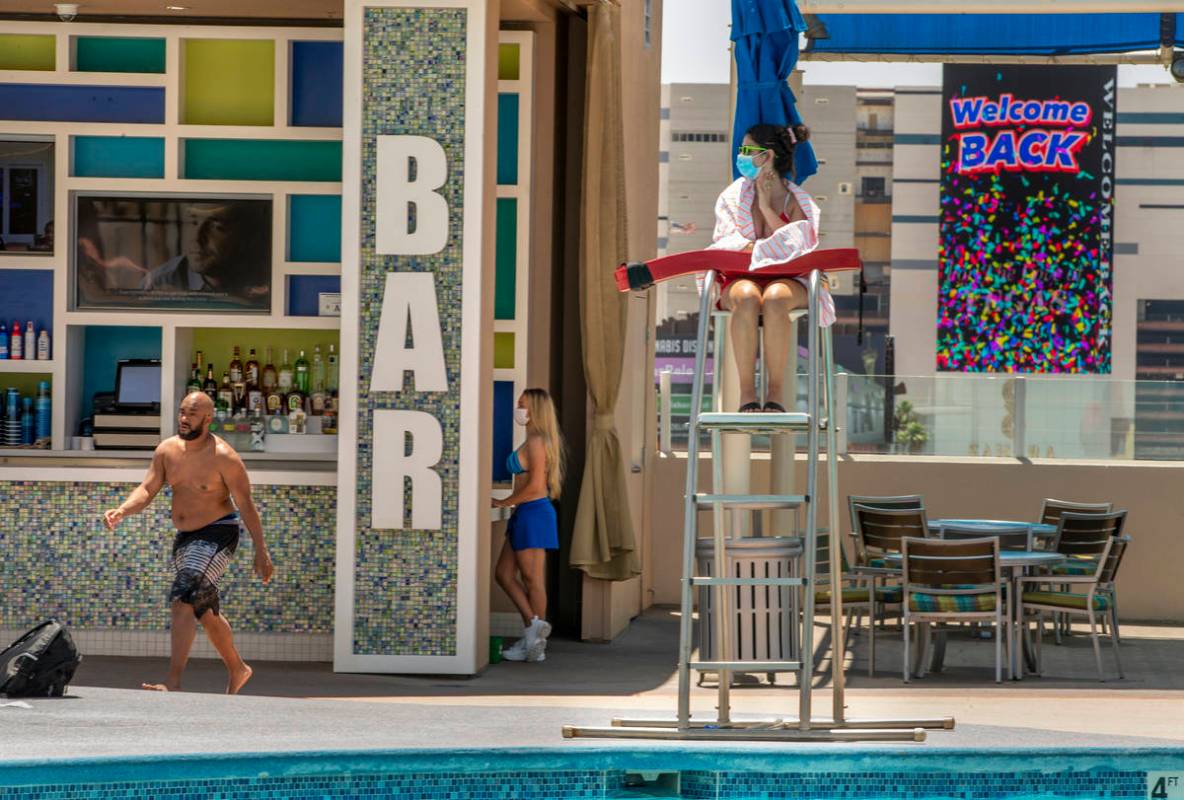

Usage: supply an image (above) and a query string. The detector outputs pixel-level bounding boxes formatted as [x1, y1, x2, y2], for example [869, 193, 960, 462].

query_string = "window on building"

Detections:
[862, 176, 886, 199]
[0, 140, 54, 253]
[671, 132, 728, 143]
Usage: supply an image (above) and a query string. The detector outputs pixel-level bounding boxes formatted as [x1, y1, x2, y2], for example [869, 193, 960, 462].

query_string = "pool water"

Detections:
[0, 748, 1179, 799]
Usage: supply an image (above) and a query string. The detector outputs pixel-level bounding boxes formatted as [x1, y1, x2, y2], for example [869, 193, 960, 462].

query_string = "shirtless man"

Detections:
[103, 392, 274, 694]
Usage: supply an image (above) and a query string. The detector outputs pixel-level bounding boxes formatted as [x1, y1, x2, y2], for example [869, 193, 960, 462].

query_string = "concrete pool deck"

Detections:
[3, 609, 1182, 760]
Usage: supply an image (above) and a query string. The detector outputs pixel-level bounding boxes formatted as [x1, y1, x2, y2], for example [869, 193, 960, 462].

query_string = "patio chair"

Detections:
[1019, 532, 1128, 682]
[811, 526, 902, 677]
[941, 524, 1033, 552]
[1039, 498, 1112, 528]
[901, 536, 1008, 683]
[1048, 510, 1128, 643]
[848, 494, 923, 569]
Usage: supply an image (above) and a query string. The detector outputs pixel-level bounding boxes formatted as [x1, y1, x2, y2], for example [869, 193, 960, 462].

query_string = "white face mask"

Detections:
[514, 408, 530, 427]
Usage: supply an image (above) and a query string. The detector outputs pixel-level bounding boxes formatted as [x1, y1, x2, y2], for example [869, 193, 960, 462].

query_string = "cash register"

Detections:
[92, 359, 162, 450]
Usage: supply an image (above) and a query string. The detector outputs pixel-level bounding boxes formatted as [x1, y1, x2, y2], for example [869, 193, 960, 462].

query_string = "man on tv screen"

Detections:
[75, 198, 271, 311]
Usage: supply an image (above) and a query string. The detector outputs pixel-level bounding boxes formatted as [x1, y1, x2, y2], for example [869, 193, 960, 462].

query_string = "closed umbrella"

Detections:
[731, 0, 818, 183]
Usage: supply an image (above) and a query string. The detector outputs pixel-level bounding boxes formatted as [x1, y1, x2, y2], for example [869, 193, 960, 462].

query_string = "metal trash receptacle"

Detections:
[696, 536, 803, 682]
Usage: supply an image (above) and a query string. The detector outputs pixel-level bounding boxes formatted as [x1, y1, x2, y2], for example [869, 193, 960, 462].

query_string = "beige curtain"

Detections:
[568, 1, 640, 582]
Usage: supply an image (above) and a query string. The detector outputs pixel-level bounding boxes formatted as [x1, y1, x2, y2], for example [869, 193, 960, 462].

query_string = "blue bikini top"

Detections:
[506, 449, 525, 475]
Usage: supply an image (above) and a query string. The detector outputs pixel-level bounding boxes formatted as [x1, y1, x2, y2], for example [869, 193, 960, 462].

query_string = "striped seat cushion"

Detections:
[1050, 557, 1099, 576]
[908, 592, 996, 613]
[1022, 590, 1110, 611]
[815, 585, 903, 605]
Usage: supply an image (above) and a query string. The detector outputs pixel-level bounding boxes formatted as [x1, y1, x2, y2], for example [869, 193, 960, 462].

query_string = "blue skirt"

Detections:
[507, 497, 559, 552]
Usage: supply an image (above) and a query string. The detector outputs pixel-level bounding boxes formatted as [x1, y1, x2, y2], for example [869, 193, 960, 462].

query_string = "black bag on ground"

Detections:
[0, 620, 82, 697]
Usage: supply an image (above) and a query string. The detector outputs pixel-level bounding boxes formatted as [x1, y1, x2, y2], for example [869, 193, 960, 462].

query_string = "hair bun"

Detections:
[790, 123, 811, 144]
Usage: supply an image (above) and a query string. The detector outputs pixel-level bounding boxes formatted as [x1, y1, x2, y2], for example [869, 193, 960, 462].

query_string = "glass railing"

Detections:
[656, 369, 1184, 462]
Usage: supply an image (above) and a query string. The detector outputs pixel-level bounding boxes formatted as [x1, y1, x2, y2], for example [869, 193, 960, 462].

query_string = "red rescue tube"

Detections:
[615, 248, 863, 293]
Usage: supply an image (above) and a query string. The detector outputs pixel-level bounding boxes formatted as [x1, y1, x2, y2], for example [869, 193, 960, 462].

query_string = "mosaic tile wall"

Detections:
[0, 481, 335, 635]
[681, 768, 1146, 799]
[352, 7, 469, 656]
[0, 767, 1152, 799]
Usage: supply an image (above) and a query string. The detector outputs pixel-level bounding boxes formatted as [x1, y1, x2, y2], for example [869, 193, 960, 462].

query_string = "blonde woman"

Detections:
[493, 388, 565, 663]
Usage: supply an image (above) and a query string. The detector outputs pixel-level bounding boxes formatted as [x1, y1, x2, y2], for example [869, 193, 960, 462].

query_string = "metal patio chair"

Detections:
[901, 536, 1008, 684]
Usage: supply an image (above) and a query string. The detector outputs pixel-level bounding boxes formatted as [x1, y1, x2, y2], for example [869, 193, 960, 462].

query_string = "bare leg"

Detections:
[724, 280, 762, 408]
[199, 609, 252, 694]
[761, 280, 807, 403]
[515, 548, 548, 621]
[143, 601, 197, 691]
[495, 539, 535, 626]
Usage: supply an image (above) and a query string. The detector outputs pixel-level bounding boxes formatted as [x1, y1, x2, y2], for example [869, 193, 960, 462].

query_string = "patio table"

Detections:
[931, 519, 1058, 545]
[884, 550, 1066, 681]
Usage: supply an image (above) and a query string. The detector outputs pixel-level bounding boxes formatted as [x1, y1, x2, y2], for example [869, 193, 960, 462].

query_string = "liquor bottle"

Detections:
[245, 348, 260, 388]
[0, 322, 7, 359]
[229, 346, 243, 385]
[36, 329, 49, 360]
[265, 383, 284, 416]
[195, 349, 205, 376]
[218, 372, 234, 412]
[294, 349, 310, 395]
[326, 343, 339, 413]
[10, 321, 21, 360]
[186, 364, 202, 395]
[309, 345, 326, 415]
[262, 346, 278, 393]
[278, 349, 294, 393]
[203, 364, 218, 404]
[285, 385, 306, 417]
[231, 372, 247, 414]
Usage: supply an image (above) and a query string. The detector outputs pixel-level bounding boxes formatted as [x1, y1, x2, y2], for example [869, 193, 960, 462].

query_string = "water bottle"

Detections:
[20, 397, 34, 445]
[35, 380, 51, 442]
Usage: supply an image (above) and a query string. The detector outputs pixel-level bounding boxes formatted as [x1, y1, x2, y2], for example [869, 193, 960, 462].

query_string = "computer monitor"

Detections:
[114, 359, 161, 411]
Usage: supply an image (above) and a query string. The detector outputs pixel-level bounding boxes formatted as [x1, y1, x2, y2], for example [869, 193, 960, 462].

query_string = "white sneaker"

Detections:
[525, 617, 551, 662]
[501, 637, 529, 661]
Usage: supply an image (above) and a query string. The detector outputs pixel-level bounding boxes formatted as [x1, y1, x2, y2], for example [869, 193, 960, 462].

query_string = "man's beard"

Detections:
[179, 423, 205, 441]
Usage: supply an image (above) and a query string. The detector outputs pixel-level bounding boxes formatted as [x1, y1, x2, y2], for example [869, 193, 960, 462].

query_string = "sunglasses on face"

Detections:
[738, 145, 769, 156]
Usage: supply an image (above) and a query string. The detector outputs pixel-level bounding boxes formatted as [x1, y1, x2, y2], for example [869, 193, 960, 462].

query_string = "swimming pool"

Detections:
[1, 748, 1181, 799]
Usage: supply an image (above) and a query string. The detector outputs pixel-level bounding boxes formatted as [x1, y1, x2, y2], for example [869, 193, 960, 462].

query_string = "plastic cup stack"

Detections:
[3, 388, 20, 447]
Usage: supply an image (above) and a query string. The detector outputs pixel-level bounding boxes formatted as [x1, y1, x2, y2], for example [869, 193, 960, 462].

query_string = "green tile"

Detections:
[182, 39, 274, 126]
[73, 136, 164, 178]
[184, 139, 342, 181]
[494, 198, 517, 320]
[497, 93, 519, 186]
[494, 332, 515, 369]
[0, 34, 55, 71]
[75, 37, 166, 73]
[498, 43, 519, 80]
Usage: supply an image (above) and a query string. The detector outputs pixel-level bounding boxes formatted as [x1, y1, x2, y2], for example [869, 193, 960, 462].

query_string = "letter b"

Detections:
[376, 135, 449, 255]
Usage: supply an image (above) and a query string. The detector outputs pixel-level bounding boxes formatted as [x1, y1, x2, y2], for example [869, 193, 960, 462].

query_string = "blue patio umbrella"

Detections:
[731, 0, 818, 184]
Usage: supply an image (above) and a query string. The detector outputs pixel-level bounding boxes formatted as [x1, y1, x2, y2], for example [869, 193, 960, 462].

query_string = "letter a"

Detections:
[371, 410, 443, 530]
[376, 135, 449, 255]
[371, 272, 448, 393]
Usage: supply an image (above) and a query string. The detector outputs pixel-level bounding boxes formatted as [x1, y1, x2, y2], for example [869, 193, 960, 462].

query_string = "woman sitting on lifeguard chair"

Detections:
[707, 122, 835, 412]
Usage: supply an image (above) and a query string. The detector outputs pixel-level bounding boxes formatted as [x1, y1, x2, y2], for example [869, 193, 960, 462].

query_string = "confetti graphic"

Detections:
[937, 65, 1116, 374]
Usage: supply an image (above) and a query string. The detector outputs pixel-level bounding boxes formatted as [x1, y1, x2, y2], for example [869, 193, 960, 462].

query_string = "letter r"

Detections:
[371, 410, 444, 531]
[375, 135, 449, 255]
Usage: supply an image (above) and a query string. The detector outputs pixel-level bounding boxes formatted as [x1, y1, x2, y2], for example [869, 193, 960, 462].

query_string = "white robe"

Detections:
[706, 176, 837, 327]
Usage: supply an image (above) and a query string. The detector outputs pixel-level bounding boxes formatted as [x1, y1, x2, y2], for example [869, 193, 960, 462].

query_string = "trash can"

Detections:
[696, 536, 803, 683]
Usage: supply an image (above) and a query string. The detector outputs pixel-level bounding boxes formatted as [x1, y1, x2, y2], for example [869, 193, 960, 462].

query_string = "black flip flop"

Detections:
[738, 402, 763, 413]
[762, 401, 786, 413]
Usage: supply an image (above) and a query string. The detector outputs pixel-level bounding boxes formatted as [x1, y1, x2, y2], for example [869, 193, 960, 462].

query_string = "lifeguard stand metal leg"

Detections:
[564, 269, 952, 743]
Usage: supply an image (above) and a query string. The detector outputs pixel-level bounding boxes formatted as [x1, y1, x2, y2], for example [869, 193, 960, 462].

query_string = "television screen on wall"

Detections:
[74, 194, 272, 312]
